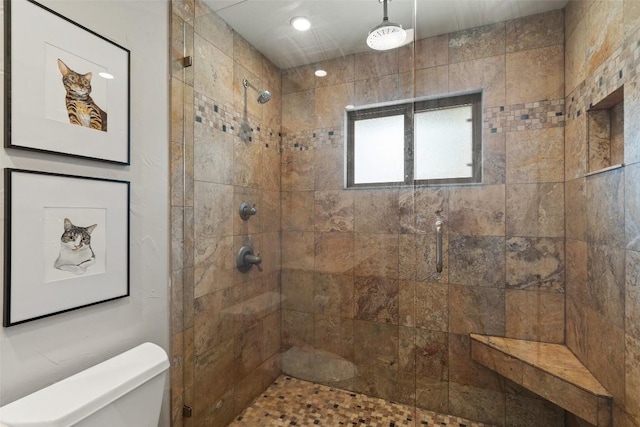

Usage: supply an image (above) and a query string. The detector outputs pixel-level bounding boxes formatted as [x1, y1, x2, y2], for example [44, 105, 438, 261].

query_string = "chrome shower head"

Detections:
[243, 79, 272, 104]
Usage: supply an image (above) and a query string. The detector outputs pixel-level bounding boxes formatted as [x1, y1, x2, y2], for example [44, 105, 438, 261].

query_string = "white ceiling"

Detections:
[205, 0, 568, 70]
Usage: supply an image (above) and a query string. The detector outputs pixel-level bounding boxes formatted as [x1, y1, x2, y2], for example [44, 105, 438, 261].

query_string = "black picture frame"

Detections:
[3, 169, 130, 327]
[4, 0, 131, 164]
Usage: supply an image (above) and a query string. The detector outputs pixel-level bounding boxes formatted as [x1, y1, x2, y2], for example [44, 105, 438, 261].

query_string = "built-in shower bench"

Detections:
[470, 334, 612, 426]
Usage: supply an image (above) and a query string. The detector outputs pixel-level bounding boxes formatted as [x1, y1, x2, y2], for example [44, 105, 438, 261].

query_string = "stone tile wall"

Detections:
[280, 9, 566, 427]
[170, 1, 282, 426]
[564, 1, 640, 425]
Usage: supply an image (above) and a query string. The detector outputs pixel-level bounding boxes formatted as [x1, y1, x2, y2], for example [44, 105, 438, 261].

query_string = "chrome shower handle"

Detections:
[435, 219, 443, 274]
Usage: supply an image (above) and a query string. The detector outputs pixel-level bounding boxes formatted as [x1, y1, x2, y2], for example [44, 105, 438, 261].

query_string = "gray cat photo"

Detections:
[54, 218, 97, 275]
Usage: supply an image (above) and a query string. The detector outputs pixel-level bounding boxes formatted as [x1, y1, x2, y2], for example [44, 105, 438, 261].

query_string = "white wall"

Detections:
[0, 1, 170, 425]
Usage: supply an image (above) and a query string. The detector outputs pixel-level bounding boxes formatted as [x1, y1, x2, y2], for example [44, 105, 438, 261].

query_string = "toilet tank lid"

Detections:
[0, 342, 169, 427]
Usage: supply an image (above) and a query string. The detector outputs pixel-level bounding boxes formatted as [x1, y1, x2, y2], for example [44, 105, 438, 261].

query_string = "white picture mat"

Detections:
[9, 0, 128, 163]
[8, 171, 128, 324]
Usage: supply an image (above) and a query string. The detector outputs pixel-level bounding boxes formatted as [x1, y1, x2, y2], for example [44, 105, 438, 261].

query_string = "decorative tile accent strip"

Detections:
[484, 99, 565, 133]
[194, 92, 281, 150]
[229, 375, 495, 427]
[566, 26, 640, 122]
[282, 127, 343, 152]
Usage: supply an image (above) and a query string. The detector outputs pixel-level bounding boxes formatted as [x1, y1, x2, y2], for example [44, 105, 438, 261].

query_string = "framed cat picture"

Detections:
[3, 169, 130, 327]
[4, 0, 130, 164]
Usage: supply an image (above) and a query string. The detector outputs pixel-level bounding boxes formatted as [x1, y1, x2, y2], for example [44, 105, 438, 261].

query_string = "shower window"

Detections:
[346, 92, 482, 187]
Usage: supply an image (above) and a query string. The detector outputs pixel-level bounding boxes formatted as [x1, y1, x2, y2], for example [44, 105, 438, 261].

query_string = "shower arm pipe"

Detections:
[243, 79, 257, 91]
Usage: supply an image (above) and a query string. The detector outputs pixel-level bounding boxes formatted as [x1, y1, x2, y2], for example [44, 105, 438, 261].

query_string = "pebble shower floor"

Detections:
[229, 376, 494, 427]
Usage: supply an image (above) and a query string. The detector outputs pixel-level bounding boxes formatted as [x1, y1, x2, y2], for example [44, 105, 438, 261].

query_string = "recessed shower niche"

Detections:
[587, 86, 624, 174]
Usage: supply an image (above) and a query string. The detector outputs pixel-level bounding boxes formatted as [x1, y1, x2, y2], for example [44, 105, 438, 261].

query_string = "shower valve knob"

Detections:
[239, 202, 257, 220]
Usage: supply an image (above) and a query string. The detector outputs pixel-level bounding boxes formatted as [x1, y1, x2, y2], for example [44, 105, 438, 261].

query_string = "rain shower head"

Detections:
[366, 0, 406, 51]
[243, 79, 272, 104]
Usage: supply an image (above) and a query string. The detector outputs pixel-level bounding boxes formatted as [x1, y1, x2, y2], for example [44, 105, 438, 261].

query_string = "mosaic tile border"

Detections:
[229, 375, 495, 427]
[484, 99, 565, 133]
[194, 92, 280, 150]
[281, 128, 343, 152]
[566, 26, 640, 122]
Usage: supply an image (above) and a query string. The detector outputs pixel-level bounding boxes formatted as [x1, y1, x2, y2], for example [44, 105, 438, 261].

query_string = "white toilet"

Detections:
[0, 342, 169, 427]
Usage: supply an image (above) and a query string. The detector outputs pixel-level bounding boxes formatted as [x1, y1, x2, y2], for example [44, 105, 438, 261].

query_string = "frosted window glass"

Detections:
[354, 115, 405, 184]
[414, 105, 473, 180]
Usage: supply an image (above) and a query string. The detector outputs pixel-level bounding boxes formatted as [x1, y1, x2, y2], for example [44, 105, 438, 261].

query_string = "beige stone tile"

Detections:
[171, 141, 184, 208]
[566, 178, 587, 241]
[626, 334, 640, 423]
[281, 150, 315, 191]
[171, 77, 185, 143]
[260, 189, 281, 233]
[522, 364, 599, 425]
[171, 331, 184, 427]
[173, 0, 195, 23]
[354, 75, 399, 106]
[314, 231, 354, 275]
[448, 382, 506, 426]
[262, 147, 281, 192]
[354, 189, 400, 234]
[314, 314, 354, 361]
[506, 9, 564, 53]
[354, 277, 399, 324]
[565, 114, 588, 181]
[235, 321, 265, 377]
[483, 131, 506, 185]
[586, 168, 625, 247]
[470, 339, 523, 385]
[415, 34, 449, 69]
[625, 74, 640, 166]
[398, 279, 414, 327]
[354, 233, 399, 279]
[449, 22, 506, 64]
[399, 235, 416, 281]
[625, 0, 640, 38]
[260, 232, 282, 274]
[172, 270, 185, 335]
[282, 309, 314, 349]
[262, 310, 281, 359]
[398, 43, 415, 74]
[586, 0, 623, 76]
[314, 146, 344, 191]
[282, 191, 314, 232]
[506, 237, 565, 292]
[233, 138, 263, 188]
[193, 123, 233, 184]
[353, 320, 399, 365]
[281, 269, 315, 313]
[194, 289, 236, 355]
[193, 181, 233, 238]
[565, 13, 586, 95]
[565, 295, 588, 362]
[449, 236, 505, 288]
[627, 250, 640, 340]
[399, 187, 448, 235]
[194, 7, 232, 54]
[505, 289, 565, 343]
[314, 273, 354, 318]
[449, 284, 505, 335]
[316, 82, 355, 128]
[281, 231, 314, 270]
[414, 65, 449, 98]
[194, 337, 239, 415]
[282, 90, 315, 133]
[506, 183, 564, 238]
[586, 309, 625, 402]
[233, 33, 262, 79]
[588, 108, 612, 173]
[314, 190, 354, 232]
[448, 185, 505, 236]
[354, 49, 399, 80]
[449, 55, 505, 107]
[416, 378, 449, 414]
[353, 359, 399, 402]
[415, 329, 448, 380]
[314, 55, 355, 88]
[611, 102, 624, 166]
[194, 33, 233, 105]
[566, 238, 589, 304]
[506, 127, 564, 184]
[282, 65, 315, 94]
[588, 244, 625, 328]
[506, 45, 564, 105]
[415, 282, 448, 332]
[626, 163, 640, 251]
[193, 236, 235, 298]
[414, 231, 449, 284]
[450, 334, 504, 392]
[505, 386, 565, 427]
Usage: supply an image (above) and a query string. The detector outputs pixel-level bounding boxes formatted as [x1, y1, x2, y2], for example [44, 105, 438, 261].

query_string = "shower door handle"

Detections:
[435, 220, 443, 273]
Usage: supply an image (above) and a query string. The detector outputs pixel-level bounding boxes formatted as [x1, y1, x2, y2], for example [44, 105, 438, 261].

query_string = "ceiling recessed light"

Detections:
[315, 69, 327, 77]
[291, 16, 311, 31]
[98, 72, 114, 79]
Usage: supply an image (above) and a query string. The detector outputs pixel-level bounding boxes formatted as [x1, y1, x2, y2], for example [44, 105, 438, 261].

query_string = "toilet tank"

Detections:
[0, 342, 169, 427]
